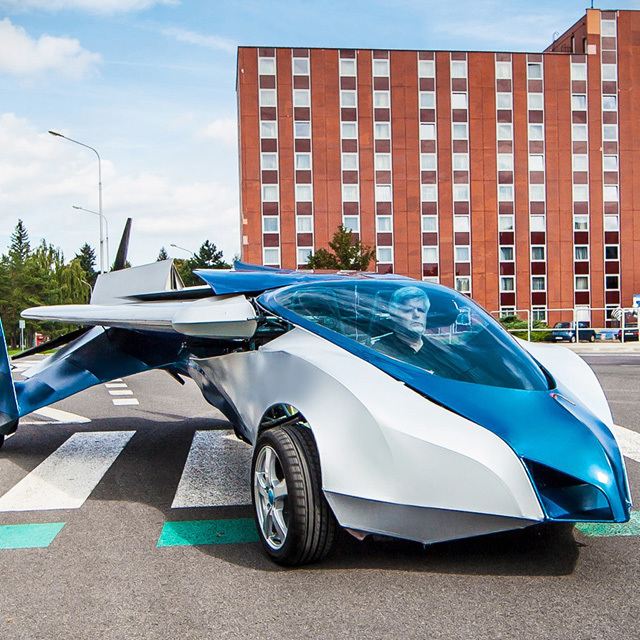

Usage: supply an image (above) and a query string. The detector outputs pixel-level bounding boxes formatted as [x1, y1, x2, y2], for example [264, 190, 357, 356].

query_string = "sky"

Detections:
[1, 0, 639, 268]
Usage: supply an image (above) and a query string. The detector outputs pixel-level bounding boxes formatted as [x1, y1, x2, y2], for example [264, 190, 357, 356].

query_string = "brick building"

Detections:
[236, 9, 640, 324]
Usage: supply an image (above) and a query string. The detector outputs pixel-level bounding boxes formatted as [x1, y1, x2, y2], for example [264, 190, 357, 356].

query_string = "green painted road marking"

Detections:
[575, 511, 640, 537]
[157, 518, 259, 547]
[0, 523, 65, 549]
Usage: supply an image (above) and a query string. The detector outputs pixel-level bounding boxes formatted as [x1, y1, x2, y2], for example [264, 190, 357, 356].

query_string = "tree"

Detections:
[157, 247, 169, 261]
[8, 219, 30, 266]
[177, 240, 230, 286]
[307, 224, 376, 271]
[74, 243, 98, 287]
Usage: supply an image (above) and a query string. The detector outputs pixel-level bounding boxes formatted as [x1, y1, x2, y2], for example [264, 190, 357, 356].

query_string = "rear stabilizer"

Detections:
[0, 319, 19, 436]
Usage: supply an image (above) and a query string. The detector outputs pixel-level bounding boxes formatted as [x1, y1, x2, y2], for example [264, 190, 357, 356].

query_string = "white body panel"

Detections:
[192, 328, 544, 542]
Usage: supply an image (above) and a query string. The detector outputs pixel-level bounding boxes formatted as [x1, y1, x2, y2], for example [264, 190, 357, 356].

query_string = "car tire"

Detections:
[570, 335, 576, 343]
[589, 334, 596, 342]
[252, 423, 337, 566]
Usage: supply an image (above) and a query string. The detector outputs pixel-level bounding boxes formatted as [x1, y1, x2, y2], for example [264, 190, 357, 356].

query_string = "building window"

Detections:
[373, 59, 389, 76]
[452, 154, 469, 171]
[497, 154, 513, 171]
[451, 93, 468, 109]
[262, 185, 279, 201]
[571, 63, 587, 81]
[422, 246, 438, 263]
[340, 59, 356, 76]
[604, 215, 619, 231]
[527, 62, 542, 79]
[574, 215, 589, 230]
[375, 184, 392, 201]
[452, 123, 468, 139]
[605, 245, 619, 260]
[573, 184, 589, 201]
[374, 91, 390, 108]
[263, 247, 280, 265]
[375, 122, 391, 139]
[571, 94, 587, 110]
[261, 153, 278, 169]
[375, 154, 391, 170]
[377, 247, 393, 263]
[453, 184, 469, 201]
[421, 154, 437, 170]
[295, 121, 311, 137]
[575, 245, 589, 261]
[496, 93, 512, 109]
[422, 216, 438, 232]
[455, 246, 470, 262]
[420, 123, 436, 140]
[419, 92, 435, 108]
[297, 248, 312, 264]
[258, 58, 276, 75]
[532, 276, 546, 291]
[532, 307, 547, 322]
[495, 61, 512, 79]
[340, 91, 357, 107]
[454, 215, 470, 232]
[263, 216, 279, 233]
[450, 60, 467, 78]
[342, 153, 358, 170]
[573, 155, 588, 171]
[606, 275, 620, 290]
[341, 122, 357, 138]
[342, 184, 359, 201]
[529, 185, 545, 201]
[572, 123, 590, 143]
[500, 276, 515, 292]
[421, 184, 438, 201]
[603, 155, 618, 171]
[377, 216, 392, 232]
[499, 215, 514, 231]
[575, 276, 589, 290]
[293, 90, 310, 107]
[343, 216, 359, 232]
[602, 95, 617, 111]
[498, 184, 514, 201]
[603, 125, 618, 141]
[418, 60, 435, 77]
[296, 184, 313, 201]
[497, 124, 513, 140]
[528, 93, 543, 110]
[455, 276, 470, 293]
[603, 185, 618, 202]
[295, 153, 311, 170]
[531, 246, 545, 261]
[529, 155, 544, 171]
[261, 122, 277, 138]
[601, 64, 617, 81]
[296, 216, 313, 233]
[259, 89, 277, 107]
[500, 246, 514, 261]
[530, 215, 546, 232]
[292, 58, 309, 75]
[528, 124, 544, 140]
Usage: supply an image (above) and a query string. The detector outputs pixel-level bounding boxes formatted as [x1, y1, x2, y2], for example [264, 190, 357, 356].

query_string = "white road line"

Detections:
[614, 425, 640, 464]
[105, 383, 128, 389]
[0, 431, 135, 512]
[20, 407, 91, 426]
[108, 390, 133, 396]
[112, 398, 139, 406]
[171, 430, 251, 508]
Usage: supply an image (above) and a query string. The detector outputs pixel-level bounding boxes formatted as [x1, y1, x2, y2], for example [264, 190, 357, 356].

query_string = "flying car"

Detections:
[0, 258, 632, 565]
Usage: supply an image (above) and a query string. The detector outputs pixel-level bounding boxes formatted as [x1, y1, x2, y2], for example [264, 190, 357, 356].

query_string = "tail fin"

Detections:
[112, 218, 132, 271]
[0, 319, 19, 437]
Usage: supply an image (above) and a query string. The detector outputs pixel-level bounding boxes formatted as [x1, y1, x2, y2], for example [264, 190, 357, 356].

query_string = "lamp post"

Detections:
[170, 243, 197, 259]
[72, 206, 110, 272]
[49, 131, 105, 273]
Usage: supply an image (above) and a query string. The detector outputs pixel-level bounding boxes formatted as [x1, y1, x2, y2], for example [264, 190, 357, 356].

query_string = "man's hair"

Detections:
[389, 286, 430, 312]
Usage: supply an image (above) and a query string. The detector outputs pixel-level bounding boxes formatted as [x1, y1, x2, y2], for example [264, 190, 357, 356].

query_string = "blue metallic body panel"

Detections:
[0, 321, 19, 435]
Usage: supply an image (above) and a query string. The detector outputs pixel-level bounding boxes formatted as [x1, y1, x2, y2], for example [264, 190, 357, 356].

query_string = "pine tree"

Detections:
[177, 240, 230, 286]
[8, 219, 30, 265]
[157, 247, 169, 261]
[307, 224, 375, 271]
[74, 243, 98, 286]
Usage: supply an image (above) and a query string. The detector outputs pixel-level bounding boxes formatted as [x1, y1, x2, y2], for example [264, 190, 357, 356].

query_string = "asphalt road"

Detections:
[1, 355, 639, 639]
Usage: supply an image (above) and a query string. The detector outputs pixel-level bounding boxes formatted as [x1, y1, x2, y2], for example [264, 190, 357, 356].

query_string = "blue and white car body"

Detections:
[0, 260, 631, 565]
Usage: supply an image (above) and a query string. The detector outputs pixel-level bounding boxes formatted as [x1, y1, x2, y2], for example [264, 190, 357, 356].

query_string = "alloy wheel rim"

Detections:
[254, 445, 289, 550]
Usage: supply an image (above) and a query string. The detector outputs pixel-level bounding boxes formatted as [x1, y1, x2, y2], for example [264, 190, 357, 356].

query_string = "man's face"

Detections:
[392, 297, 428, 336]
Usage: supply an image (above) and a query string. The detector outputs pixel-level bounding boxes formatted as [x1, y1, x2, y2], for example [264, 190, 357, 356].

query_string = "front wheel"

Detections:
[589, 334, 596, 342]
[251, 424, 336, 566]
[570, 335, 576, 343]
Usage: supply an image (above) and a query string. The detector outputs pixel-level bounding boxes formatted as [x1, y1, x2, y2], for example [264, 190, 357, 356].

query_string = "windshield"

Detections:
[554, 322, 571, 329]
[272, 281, 549, 391]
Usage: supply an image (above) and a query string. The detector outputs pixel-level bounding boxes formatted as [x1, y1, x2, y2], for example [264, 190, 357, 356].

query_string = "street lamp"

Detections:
[72, 206, 110, 272]
[49, 130, 105, 273]
[170, 243, 197, 259]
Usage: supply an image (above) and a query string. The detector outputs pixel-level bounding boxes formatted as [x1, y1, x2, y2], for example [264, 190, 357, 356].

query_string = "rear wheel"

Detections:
[589, 334, 596, 342]
[570, 335, 576, 343]
[252, 424, 336, 566]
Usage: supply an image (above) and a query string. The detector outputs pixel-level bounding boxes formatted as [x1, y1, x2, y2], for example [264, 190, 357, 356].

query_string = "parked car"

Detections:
[551, 321, 596, 343]
[616, 327, 640, 341]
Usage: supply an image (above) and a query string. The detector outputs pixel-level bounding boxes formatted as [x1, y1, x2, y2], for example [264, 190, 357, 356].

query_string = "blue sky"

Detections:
[1, 0, 638, 267]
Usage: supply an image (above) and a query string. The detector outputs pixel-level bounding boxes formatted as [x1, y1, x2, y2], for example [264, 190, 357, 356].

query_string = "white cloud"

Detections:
[0, 113, 240, 266]
[0, 0, 178, 13]
[197, 118, 238, 147]
[0, 18, 101, 79]
[160, 27, 236, 54]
